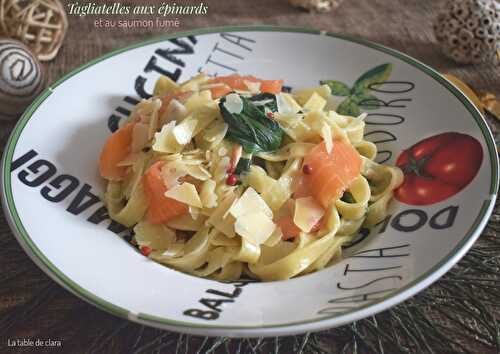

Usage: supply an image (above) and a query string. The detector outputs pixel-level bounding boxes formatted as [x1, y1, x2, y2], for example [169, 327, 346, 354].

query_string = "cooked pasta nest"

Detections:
[100, 73, 404, 281]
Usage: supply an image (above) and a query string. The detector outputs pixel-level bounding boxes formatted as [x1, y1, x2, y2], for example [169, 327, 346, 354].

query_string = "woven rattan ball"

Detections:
[289, 0, 344, 13]
[0, 0, 68, 61]
[0, 38, 44, 120]
[434, 0, 500, 64]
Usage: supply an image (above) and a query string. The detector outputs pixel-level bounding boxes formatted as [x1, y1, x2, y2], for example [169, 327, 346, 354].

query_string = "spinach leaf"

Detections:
[235, 157, 252, 175]
[249, 93, 278, 113]
[219, 93, 284, 154]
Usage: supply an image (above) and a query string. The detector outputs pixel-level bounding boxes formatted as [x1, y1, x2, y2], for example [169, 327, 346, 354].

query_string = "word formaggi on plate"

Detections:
[98, 73, 403, 281]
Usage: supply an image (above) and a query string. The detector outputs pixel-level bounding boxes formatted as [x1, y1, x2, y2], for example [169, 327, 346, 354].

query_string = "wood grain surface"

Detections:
[0, 0, 499, 353]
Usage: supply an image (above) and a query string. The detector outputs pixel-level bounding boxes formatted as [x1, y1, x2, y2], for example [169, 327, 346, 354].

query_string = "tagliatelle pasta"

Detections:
[98, 73, 403, 281]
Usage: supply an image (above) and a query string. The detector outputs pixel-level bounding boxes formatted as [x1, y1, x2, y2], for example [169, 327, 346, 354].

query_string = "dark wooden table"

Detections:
[1, 1, 499, 353]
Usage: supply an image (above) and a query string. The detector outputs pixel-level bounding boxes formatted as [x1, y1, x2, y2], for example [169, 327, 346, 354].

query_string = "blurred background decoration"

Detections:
[0, 0, 68, 61]
[0, 0, 65, 122]
[434, 0, 500, 64]
[0, 38, 44, 121]
[289, 0, 344, 13]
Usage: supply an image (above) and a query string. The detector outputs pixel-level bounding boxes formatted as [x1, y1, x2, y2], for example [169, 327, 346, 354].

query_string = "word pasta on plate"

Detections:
[98, 73, 403, 281]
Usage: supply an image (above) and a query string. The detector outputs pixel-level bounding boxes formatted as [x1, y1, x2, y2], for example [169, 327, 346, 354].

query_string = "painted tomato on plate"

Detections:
[395, 132, 483, 205]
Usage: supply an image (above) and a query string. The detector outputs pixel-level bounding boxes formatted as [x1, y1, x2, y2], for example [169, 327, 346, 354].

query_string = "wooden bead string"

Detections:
[0, 0, 68, 61]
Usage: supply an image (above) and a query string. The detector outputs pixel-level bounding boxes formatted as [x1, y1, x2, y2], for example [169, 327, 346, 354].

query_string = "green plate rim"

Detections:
[1, 25, 498, 334]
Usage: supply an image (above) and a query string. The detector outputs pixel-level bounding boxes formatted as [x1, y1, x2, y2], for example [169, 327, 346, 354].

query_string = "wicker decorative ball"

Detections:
[0, 0, 68, 61]
[434, 0, 500, 64]
[289, 0, 344, 13]
[0, 38, 44, 121]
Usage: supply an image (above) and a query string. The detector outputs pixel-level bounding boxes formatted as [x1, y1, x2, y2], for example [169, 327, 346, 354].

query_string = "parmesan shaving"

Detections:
[234, 210, 276, 245]
[223, 196, 239, 219]
[160, 160, 187, 189]
[179, 73, 209, 92]
[200, 180, 218, 208]
[164, 182, 203, 208]
[181, 159, 203, 165]
[173, 119, 198, 145]
[303, 92, 327, 112]
[276, 93, 293, 114]
[190, 105, 220, 136]
[185, 164, 211, 181]
[214, 156, 231, 182]
[282, 93, 303, 113]
[153, 75, 179, 96]
[293, 197, 325, 232]
[152, 121, 182, 153]
[224, 93, 244, 114]
[229, 187, 273, 219]
[161, 99, 188, 126]
[261, 178, 292, 212]
[189, 206, 200, 220]
[207, 194, 237, 238]
[184, 90, 213, 112]
[321, 122, 333, 154]
[204, 121, 228, 143]
[293, 84, 331, 105]
[264, 227, 283, 247]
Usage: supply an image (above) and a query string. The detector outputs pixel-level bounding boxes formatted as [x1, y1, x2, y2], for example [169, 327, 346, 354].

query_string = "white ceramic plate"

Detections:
[1, 27, 498, 337]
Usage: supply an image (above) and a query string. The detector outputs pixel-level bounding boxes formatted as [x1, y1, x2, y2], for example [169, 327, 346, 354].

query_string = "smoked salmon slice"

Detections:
[301, 140, 362, 208]
[208, 74, 284, 98]
[99, 122, 135, 180]
[143, 161, 189, 224]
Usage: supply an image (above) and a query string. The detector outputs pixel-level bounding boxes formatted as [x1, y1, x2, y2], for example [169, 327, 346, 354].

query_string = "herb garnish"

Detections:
[219, 93, 284, 154]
